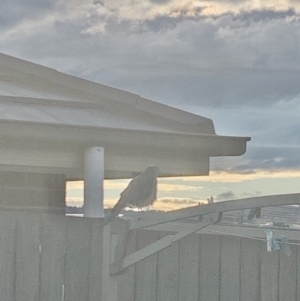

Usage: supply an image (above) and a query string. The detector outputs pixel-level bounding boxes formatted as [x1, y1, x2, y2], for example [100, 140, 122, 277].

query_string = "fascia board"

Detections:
[0, 119, 250, 157]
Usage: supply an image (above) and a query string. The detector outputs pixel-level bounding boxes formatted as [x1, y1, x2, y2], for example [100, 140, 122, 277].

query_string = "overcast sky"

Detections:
[1, 0, 300, 208]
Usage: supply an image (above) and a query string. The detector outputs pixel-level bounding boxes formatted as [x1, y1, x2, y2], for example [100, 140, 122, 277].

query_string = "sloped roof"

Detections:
[0, 53, 250, 179]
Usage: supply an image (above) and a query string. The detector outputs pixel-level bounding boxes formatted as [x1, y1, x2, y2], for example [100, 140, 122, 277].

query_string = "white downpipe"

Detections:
[84, 147, 104, 218]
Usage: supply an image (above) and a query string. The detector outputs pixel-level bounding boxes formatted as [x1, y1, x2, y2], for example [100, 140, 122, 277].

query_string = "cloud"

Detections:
[2, 4, 300, 107]
[232, 146, 300, 171]
[66, 196, 83, 206]
[158, 183, 203, 192]
[215, 190, 236, 201]
[102, 196, 203, 211]
[0, 0, 58, 30]
[148, 0, 173, 4]
[153, 197, 204, 210]
[215, 189, 262, 201]
[67, 180, 130, 190]
[180, 169, 300, 183]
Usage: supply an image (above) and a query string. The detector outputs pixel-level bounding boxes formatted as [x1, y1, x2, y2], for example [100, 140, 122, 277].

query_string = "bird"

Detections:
[104, 166, 160, 224]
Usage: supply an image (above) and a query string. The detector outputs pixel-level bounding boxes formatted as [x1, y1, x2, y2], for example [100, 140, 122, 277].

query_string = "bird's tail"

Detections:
[103, 209, 115, 225]
[103, 197, 123, 225]
[103, 213, 112, 225]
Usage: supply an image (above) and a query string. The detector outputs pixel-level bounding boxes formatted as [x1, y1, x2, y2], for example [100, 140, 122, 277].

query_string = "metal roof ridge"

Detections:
[0, 95, 106, 109]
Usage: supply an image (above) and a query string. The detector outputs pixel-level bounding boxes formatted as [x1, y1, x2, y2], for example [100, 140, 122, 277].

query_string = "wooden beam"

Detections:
[201, 224, 300, 241]
[116, 213, 220, 273]
[129, 193, 300, 230]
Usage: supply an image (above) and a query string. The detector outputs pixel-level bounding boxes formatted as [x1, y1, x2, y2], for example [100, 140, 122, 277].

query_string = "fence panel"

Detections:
[157, 231, 179, 301]
[178, 234, 200, 301]
[15, 213, 41, 301]
[0, 211, 299, 301]
[89, 219, 104, 301]
[40, 214, 66, 301]
[240, 238, 261, 301]
[117, 229, 137, 301]
[0, 211, 17, 301]
[220, 235, 241, 301]
[279, 244, 297, 301]
[135, 229, 160, 301]
[261, 242, 279, 301]
[297, 246, 300, 300]
[64, 216, 92, 301]
[198, 234, 221, 301]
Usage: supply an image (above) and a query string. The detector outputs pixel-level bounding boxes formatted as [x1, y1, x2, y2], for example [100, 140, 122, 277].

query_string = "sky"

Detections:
[1, 0, 300, 210]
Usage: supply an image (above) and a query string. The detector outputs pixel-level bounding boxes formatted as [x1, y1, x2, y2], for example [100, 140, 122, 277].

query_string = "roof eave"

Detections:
[0, 119, 250, 156]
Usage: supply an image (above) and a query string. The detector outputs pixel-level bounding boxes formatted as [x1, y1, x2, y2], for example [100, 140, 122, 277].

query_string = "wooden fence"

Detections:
[0, 211, 299, 301]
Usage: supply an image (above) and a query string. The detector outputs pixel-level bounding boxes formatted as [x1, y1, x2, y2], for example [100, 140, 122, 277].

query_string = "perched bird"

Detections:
[104, 166, 160, 224]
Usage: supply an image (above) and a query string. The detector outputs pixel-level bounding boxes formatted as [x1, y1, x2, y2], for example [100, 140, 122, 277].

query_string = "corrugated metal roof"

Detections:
[0, 53, 217, 134]
[0, 101, 168, 131]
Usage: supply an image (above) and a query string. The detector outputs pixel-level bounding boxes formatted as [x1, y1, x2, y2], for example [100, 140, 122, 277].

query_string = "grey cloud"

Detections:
[223, 145, 300, 172]
[2, 6, 299, 111]
[158, 198, 200, 205]
[87, 12, 300, 109]
[0, 0, 58, 29]
[241, 191, 262, 198]
[95, 68, 300, 109]
[147, 0, 172, 4]
[216, 191, 236, 201]
[215, 190, 262, 201]
[233, 8, 296, 23]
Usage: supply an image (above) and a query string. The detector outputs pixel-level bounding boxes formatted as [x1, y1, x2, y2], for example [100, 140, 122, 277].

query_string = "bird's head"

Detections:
[146, 165, 160, 177]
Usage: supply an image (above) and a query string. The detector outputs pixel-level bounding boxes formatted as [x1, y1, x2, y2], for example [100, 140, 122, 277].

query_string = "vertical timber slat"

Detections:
[220, 235, 241, 301]
[198, 234, 221, 301]
[89, 219, 104, 301]
[157, 231, 179, 301]
[0, 211, 17, 301]
[101, 224, 118, 301]
[117, 230, 137, 301]
[135, 229, 159, 301]
[179, 234, 200, 301]
[297, 245, 300, 301]
[16, 212, 40, 301]
[240, 238, 261, 301]
[261, 243, 279, 301]
[64, 216, 92, 301]
[40, 214, 66, 301]
[279, 244, 297, 301]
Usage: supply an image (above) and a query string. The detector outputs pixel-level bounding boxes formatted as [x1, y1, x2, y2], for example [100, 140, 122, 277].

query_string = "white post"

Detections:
[84, 147, 105, 218]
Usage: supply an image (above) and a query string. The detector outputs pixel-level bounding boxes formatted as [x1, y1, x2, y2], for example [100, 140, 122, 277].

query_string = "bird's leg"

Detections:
[137, 207, 143, 220]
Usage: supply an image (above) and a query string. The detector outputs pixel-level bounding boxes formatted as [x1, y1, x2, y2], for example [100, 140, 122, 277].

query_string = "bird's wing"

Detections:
[105, 166, 158, 224]
[121, 174, 157, 207]
[104, 176, 147, 221]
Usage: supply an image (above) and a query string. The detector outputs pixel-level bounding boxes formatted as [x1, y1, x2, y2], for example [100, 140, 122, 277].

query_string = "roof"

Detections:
[0, 53, 250, 179]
